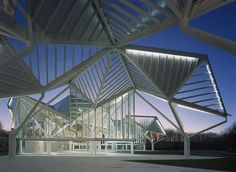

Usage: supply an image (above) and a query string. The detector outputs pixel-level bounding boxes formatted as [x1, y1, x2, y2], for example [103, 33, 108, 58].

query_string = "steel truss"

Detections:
[0, 0, 232, 158]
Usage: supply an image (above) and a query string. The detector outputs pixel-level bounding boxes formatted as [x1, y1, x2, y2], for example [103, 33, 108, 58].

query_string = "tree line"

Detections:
[152, 122, 236, 150]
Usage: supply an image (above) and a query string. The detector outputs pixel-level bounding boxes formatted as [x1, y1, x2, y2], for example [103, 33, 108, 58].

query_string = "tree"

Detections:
[0, 121, 3, 130]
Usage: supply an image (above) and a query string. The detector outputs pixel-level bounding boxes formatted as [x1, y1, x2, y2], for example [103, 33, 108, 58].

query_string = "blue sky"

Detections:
[134, 2, 236, 133]
[0, 2, 235, 133]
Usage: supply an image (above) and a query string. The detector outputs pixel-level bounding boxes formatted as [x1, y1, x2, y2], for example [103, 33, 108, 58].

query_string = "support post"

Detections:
[94, 141, 97, 155]
[135, 91, 180, 131]
[89, 141, 93, 154]
[19, 140, 23, 154]
[9, 130, 16, 158]
[47, 141, 51, 154]
[151, 142, 154, 151]
[9, 86, 69, 158]
[131, 142, 134, 155]
[184, 135, 190, 157]
[105, 141, 107, 154]
[112, 142, 115, 152]
[69, 141, 72, 153]
[169, 102, 190, 157]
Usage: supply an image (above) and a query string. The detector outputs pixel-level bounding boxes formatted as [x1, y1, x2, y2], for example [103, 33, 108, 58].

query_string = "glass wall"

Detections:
[9, 87, 148, 154]
[69, 87, 135, 139]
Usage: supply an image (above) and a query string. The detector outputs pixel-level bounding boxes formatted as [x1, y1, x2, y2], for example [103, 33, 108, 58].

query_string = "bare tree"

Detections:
[0, 121, 3, 130]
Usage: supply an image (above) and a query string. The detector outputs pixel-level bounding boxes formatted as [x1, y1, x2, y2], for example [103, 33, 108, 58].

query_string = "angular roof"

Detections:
[133, 115, 166, 135]
[0, 0, 230, 119]
[0, 38, 41, 98]
[3, 43, 228, 117]
[23, 0, 233, 47]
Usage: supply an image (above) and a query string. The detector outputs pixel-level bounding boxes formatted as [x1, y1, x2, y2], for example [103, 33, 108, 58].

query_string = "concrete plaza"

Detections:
[0, 154, 223, 172]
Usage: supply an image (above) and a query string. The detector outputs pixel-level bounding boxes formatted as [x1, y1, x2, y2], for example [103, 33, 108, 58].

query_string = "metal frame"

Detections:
[6, 44, 227, 156]
[0, 0, 232, 158]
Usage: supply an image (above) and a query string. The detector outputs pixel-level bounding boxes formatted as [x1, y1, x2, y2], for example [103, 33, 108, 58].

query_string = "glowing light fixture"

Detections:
[125, 49, 197, 61]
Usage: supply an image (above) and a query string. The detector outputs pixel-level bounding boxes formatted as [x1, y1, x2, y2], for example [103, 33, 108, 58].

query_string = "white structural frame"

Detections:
[0, 0, 232, 158]
[7, 44, 229, 157]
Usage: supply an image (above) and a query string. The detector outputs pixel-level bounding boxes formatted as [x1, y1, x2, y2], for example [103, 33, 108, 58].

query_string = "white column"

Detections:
[184, 136, 190, 157]
[47, 141, 51, 154]
[9, 130, 16, 158]
[89, 141, 93, 154]
[105, 141, 107, 154]
[19, 140, 23, 154]
[69, 141, 73, 153]
[131, 142, 134, 155]
[151, 142, 154, 151]
[112, 142, 115, 152]
[169, 102, 191, 157]
[94, 141, 96, 155]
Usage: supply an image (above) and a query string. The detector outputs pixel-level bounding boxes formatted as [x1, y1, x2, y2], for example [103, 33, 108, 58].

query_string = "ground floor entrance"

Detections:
[18, 140, 146, 155]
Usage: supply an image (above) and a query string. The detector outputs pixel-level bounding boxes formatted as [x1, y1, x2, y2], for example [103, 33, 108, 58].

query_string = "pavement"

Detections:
[0, 154, 225, 172]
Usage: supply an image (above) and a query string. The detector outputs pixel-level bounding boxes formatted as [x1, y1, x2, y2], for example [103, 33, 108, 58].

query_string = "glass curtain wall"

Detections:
[70, 87, 135, 139]
[8, 87, 147, 154]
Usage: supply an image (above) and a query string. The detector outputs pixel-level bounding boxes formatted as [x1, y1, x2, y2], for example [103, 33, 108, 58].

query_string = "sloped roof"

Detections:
[133, 115, 166, 135]
[0, 38, 41, 98]
[24, 0, 232, 47]
[0, 0, 230, 118]
[173, 61, 226, 117]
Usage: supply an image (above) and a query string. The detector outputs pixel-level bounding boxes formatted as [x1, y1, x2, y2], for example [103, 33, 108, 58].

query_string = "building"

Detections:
[8, 88, 166, 154]
[0, 0, 233, 157]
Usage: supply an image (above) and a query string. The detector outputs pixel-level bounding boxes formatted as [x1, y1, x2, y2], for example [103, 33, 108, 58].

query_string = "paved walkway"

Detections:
[0, 154, 224, 172]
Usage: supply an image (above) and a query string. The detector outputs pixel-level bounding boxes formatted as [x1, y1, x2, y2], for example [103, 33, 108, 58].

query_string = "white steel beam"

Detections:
[32, 0, 45, 21]
[107, 1, 149, 28]
[95, 55, 113, 106]
[69, 0, 92, 38]
[57, 0, 80, 37]
[118, 53, 135, 88]
[9, 92, 44, 158]
[168, 102, 191, 157]
[0, 45, 33, 69]
[183, 0, 192, 21]
[44, 0, 64, 34]
[116, 18, 177, 46]
[140, 0, 174, 18]
[190, 119, 227, 138]
[97, 87, 133, 107]
[92, 0, 116, 44]
[35, 36, 112, 46]
[19, 61, 42, 90]
[0, 24, 28, 43]
[103, 8, 136, 30]
[120, 0, 160, 23]
[70, 83, 95, 106]
[44, 48, 112, 91]
[172, 98, 228, 117]
[189, 0, 234, 20]
[135, 91, 180, 131]
[168, 102, 185, 134]
[121, 50, 167, 98]
[165, 0, 183, 20]
[181, 24, 236, 56]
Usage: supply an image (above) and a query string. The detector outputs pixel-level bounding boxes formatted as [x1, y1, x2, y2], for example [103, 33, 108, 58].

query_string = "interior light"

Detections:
[125, 49, 197, 61]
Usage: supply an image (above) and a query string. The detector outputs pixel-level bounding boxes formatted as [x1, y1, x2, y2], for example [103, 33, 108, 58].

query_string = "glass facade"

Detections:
[8, 87, 159, 154]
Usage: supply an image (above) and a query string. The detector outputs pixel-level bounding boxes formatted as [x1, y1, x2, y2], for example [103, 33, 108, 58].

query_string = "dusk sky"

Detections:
[134, 2, 236, 133]
[0, 2, 235, 133]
